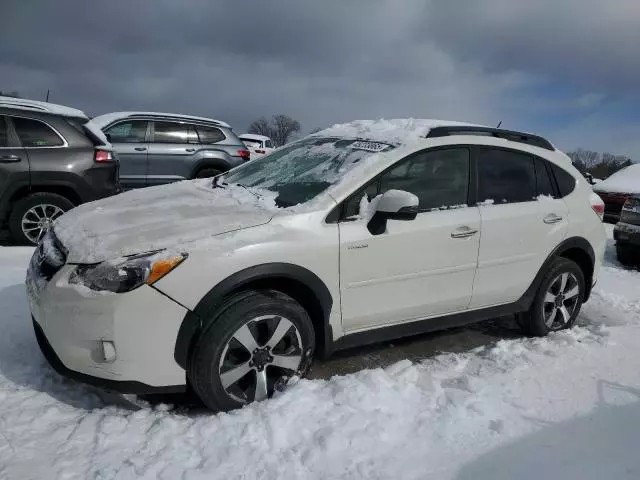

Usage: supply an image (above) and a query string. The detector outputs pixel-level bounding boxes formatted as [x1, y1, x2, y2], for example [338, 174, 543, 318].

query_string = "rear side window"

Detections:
[550, 164, 577, 197]
[265, 140, 273, 148]
[153, 121, 191, 144]
[105, 120, 148, 143]
[0, 116, 8, 147]
[195, 125, 225, 144]
[535, 158, 556, 198]
[477, 148, 536, 204]
[12, 117, 64, 147]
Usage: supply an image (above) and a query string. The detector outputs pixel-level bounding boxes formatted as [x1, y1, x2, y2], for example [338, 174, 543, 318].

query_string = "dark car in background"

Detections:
[91, 112, 250, 190]
[614, 194, 640, 265]
[593, 163, 640, 223]
[0, 97, 119, 245]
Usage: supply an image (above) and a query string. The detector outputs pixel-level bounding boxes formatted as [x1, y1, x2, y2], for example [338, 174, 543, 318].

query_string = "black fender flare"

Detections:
[173, 263, 334, 369]
[518, 236, 595, 309]
[0, 174, 30, 217]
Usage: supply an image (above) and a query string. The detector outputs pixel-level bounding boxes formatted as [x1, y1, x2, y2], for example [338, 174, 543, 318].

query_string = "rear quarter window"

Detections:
[550, 164, 577, 197]
[11, 117, 64, 147]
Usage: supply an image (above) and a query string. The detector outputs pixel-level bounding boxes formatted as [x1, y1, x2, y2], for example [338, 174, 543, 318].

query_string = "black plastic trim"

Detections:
[173, 263, 334, 368]
[427, 126, 555, 151]
[33, 318, 186, 395]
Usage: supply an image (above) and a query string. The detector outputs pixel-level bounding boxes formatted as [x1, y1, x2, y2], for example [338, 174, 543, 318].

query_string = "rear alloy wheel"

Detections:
[8, 193, 74, 245]
[518, 257, 585, 336]
[188, 290, 315, 411]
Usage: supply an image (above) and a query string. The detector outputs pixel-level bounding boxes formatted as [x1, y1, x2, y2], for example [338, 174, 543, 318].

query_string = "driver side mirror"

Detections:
[367, 189, 419, 235]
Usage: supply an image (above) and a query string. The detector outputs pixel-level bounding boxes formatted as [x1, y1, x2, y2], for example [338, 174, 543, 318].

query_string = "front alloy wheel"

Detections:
[542, 272, 581, 330]
[219, 315, 304, 403]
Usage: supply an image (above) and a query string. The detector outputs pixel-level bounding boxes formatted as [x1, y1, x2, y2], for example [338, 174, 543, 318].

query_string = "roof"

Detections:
[239, 133, 271, 141]
[0, 96, 88, 119]
[90, 112, 231, 129]
[313, 118, 484, 146]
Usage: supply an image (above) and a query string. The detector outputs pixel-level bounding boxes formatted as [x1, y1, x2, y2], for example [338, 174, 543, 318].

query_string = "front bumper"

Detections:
[28, 258, 189, 394]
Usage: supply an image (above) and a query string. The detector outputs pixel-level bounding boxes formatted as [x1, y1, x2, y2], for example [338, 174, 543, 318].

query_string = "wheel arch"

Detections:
[190, 154, 231, 178]
[520, 236, 595, 309]
[173, 263, 334, 370]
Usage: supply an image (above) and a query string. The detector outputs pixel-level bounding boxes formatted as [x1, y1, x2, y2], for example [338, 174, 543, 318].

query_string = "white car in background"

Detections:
[26, 119, 606, 412]
[239, 134, 275, 158]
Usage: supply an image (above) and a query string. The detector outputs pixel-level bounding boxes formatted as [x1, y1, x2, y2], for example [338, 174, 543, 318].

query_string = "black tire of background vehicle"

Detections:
[188, 289, 315, 412]
[195, 168, 222, 179]
[616, 245, 637, 267]
[517, 257, 585, 337]
[8, 192, 75, 245]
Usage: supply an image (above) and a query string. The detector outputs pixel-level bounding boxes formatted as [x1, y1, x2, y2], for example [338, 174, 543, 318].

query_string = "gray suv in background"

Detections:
[0, 97, 119, 245]
[91, 112, 250, 189]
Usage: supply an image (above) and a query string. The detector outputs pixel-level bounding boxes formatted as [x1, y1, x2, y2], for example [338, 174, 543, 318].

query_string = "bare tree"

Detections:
[566, 149, 600, 171]
[247, 114, 301, 147]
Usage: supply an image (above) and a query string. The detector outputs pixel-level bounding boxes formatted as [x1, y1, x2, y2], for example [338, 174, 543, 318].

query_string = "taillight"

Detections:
[95, 149, 113, 163]
[590, 192, 605, 221]
[238, 149, 251, 161]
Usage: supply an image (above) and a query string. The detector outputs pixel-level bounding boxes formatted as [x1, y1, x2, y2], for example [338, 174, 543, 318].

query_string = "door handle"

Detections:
[543, 214, 563, 224]
[0, 155, 21, 163]
[451, 226, 478, 238]
[185, 148, 196, 152]
[134, 147, 147, 151]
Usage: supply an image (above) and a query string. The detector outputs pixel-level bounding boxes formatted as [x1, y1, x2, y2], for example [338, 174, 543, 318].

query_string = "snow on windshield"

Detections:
[594, 163, 640, 194]
[224, 138, 393, 206]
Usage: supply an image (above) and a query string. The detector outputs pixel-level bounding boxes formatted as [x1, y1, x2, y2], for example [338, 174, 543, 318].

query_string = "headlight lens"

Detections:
[70, 252, 187, 293]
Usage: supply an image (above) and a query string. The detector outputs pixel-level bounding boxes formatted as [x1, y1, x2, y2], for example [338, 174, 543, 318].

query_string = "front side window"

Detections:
[379, 148, 470, 210]
[105, 120, 148, 144]
[153, 121, 190, 144]
[223, 137, 395, 207]
[0, 116, 8, 147]
[195, 125, 225, 144]
[12, 117, 64, 147]
[477, 148, 536, 204]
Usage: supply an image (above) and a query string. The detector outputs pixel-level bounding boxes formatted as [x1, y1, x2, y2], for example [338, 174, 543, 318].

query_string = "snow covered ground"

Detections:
[1, 226, 640, 479]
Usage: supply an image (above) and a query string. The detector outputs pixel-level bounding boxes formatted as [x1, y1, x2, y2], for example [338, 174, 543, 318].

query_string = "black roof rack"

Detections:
[426, 126, 555, 151]
[126, 113, 225, 127]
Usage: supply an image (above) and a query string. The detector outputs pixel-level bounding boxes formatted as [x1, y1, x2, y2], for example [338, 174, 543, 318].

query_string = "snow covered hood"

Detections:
[53, 180, 278, 263]
[593, 163, 640, 194]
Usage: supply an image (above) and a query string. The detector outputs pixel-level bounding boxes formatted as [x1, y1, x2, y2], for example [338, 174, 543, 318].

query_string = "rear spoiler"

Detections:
[83, 120, 111, 147]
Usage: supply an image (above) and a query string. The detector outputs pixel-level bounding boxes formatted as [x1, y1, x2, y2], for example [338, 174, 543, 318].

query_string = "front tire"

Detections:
[8, 193, 74, 245]
[188, 290, 315, 411]
[518, 257, 585, 337]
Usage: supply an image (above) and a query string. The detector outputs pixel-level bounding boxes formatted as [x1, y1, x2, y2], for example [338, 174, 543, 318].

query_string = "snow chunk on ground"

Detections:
[593, 163, 640, 194]
[315, 118, 483, 146]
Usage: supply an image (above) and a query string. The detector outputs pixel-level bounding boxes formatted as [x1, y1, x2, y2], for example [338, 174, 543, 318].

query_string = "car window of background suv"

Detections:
[12, 117, 64, 148]
[153, 121, 190, 144]
[105, 121, 147, 143]
[379, 148, 470, 211]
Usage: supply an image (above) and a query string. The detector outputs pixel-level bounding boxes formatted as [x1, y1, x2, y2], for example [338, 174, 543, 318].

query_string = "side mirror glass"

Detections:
[368, 189, 419, 235]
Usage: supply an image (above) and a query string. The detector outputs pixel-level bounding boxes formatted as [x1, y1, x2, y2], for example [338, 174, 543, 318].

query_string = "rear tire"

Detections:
[517, 257, 585, 337]
[8, 193, 74, 245]
[195, 168, 222, 179]
[616, 244, 637, 266]
[188, 290, 315, 412]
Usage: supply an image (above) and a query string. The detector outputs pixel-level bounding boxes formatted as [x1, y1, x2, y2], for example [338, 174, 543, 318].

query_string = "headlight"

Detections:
[70, 252, 187, 293]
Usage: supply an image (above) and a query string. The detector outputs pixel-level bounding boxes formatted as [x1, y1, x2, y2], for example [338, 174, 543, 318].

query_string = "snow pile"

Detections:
[315, 118, 481, 146]
[2, 227, 640, 478]
[593, 163, 640, 194]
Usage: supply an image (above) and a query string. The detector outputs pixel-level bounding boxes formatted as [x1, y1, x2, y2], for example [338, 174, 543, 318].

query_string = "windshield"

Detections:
[222, 137, 394, 207]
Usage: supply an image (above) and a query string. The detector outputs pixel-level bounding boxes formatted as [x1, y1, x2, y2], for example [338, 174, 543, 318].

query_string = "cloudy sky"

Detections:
[2, 0, 639, 158]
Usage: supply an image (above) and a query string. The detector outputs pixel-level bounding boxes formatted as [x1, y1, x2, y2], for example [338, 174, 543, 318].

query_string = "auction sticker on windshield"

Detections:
[349, 141, 391, 153]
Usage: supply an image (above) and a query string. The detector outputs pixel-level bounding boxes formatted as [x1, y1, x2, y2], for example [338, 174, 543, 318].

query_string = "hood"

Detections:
[54, 180, 278, 263]
[593, 164, 640, 195]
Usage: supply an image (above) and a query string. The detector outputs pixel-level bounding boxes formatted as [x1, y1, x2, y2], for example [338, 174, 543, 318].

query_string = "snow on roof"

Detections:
[314, 118, 484, 146]
[593, 163, 640, 194]
[239, 133, 271, 141]
[0, 96, 88, 119]
[90, 112, 231, 129]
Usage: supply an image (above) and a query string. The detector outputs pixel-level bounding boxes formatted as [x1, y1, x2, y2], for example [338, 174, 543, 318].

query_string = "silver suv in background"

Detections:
[91, 112, 250, 189]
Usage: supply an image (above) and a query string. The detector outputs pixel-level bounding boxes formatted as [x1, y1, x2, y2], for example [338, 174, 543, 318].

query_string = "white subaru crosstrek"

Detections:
[26, 119, 606, 411]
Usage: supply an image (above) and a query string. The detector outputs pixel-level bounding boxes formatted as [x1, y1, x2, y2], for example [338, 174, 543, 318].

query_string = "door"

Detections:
[338, 147, 481, 331]
[0, 115, 29, 197]
[469, 148, 569, 308]
[146, 121, 198, 186]
[103, 120, 149, 189]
